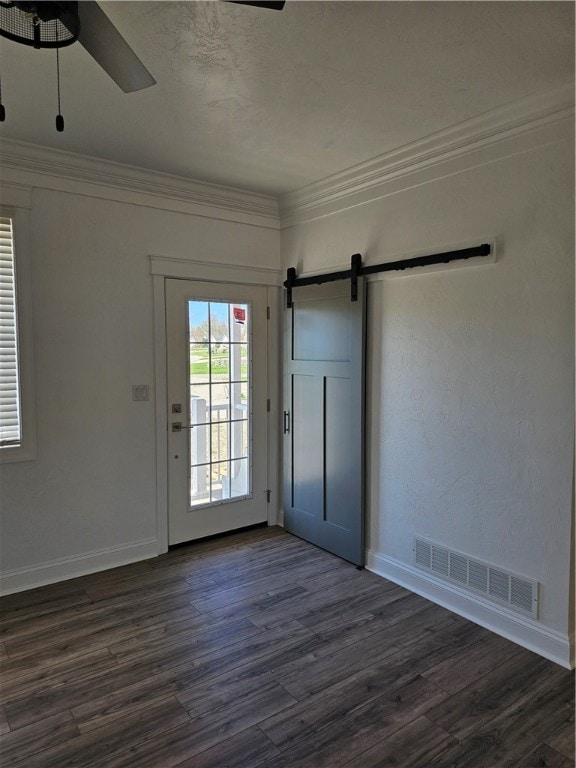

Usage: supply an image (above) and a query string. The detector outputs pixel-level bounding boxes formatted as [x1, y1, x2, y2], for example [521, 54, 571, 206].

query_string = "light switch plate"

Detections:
[132, 385, 149, 402]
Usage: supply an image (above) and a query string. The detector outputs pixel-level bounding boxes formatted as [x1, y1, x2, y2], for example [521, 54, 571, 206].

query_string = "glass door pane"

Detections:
[187, 300, 251, 507]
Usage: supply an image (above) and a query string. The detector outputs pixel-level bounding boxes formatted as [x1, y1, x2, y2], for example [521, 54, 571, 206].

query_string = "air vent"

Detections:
[415, 539, 431, 568]
[413, 537, 538, 618]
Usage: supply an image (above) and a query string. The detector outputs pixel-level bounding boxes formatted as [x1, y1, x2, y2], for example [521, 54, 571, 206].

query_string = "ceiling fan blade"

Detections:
[75, 1, 155, 93]
[225, 1, 286, 9]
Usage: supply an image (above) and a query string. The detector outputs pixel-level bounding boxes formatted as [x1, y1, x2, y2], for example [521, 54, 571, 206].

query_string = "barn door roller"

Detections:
[284, 243, 491, 308]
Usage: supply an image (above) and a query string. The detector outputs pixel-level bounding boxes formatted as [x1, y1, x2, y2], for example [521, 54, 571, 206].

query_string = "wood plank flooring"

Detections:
[0, 526, 573, 767]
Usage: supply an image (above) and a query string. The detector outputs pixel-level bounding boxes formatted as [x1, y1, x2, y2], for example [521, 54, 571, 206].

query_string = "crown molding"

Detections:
[0, 139, 280, 230]
[1, 82, 573, 230]
[279, 82, 575, 226]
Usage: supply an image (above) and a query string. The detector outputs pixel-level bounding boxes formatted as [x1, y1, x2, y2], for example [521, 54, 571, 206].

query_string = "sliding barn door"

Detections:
[283, 280, 366, 565]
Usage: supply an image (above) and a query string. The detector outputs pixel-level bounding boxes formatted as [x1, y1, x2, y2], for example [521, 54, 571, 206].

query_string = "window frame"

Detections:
[0, 205, 36, 463]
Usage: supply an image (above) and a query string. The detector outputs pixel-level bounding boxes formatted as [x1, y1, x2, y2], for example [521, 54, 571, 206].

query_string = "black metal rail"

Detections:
[284, 243, 491, 308]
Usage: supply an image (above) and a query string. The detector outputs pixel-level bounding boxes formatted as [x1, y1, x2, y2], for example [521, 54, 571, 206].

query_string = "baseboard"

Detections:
[366, 549, 574, 670]
[0, 538, 159, 595]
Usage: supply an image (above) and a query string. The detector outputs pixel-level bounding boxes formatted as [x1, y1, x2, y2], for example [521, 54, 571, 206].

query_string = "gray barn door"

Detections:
[283, 279, 365, 565]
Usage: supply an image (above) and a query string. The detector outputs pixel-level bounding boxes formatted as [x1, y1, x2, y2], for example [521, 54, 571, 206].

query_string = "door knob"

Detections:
[172, 422, 195, 432]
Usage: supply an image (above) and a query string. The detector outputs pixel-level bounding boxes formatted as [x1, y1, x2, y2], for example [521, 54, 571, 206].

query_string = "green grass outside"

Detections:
[190, 362, 248, 376]
[189, 348, 248, 376]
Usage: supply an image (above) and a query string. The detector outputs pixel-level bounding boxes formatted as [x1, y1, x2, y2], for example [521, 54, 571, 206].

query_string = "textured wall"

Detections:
[1, 188, 279, 573]
[281, 134, 574, 635]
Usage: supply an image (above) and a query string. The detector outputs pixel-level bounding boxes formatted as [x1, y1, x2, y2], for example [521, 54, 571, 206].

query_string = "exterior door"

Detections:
[166, 279, 268, 545]
[283, 279, 366, 565]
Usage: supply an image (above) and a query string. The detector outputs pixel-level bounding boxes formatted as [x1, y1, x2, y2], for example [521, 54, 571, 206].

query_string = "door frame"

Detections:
[151, 255, 281, 554]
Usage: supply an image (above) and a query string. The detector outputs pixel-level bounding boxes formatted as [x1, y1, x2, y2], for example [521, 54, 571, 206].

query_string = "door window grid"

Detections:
[187, 300, 251, 507]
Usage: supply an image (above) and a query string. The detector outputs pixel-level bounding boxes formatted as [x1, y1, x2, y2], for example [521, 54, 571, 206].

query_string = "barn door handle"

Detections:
[283, 411, 290, 434]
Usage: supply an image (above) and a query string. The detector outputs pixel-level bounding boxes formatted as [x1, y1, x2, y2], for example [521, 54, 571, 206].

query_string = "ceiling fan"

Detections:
[0, 0, 286, 94]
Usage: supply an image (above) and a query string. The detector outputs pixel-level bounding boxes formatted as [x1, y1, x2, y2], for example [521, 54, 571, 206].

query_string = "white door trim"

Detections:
[150, 255, 282, 285]
[151, 256, 281, 554]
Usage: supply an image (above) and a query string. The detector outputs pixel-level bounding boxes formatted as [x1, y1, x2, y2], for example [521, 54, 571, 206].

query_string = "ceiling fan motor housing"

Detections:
[0, 1, 80, 48]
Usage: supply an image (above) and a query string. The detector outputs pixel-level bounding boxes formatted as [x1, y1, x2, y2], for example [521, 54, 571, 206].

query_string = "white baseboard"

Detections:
[0, 538, 159, 595]
[366, 549, 574, 670]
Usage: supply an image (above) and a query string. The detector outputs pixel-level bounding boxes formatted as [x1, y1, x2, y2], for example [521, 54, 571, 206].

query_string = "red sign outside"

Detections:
[233, 307, 246, 325]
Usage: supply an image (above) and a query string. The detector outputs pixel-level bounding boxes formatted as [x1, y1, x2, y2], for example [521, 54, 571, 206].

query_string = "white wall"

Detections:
[281, 125, 574, 661]
[0, 105, 572, 666]
[0, 185, 279, 582]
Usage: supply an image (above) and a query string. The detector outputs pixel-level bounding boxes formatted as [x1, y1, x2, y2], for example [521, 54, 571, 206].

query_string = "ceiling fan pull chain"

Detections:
[32, 14, 40, 49]
[55, 32, 64, 132]
[0, 64, 5, 122]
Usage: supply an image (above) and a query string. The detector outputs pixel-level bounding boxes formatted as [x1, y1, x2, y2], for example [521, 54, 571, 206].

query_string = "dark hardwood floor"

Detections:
[0, 526, 574, 767]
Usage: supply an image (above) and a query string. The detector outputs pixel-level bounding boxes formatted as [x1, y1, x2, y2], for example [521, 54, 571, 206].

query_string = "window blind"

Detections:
[0, 216, 21, 446]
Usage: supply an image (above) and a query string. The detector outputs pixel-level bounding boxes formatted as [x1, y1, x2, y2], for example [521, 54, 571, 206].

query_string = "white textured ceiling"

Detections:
[1, 1, 574, 194]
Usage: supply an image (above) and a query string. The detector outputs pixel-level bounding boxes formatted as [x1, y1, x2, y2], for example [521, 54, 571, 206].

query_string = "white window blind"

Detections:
[0, 216, 21, 446]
